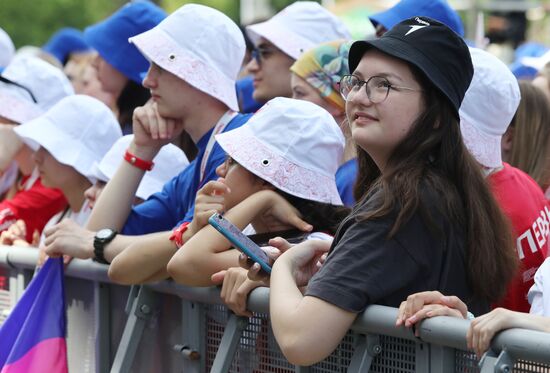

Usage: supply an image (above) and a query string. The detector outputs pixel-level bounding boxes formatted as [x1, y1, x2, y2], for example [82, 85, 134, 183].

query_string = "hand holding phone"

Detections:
[208, 213, 272, 274]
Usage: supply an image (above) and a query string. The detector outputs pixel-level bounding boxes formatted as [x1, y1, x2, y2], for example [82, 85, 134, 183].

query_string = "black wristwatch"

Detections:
[93, 228, 118, 264]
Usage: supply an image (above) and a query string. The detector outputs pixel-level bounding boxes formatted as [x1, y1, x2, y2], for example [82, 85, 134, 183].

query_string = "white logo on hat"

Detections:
[405, 17, 430, 36]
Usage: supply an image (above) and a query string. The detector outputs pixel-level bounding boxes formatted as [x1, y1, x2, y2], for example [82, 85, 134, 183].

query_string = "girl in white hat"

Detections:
[0, 56, 74, 244]
[36, 135, 189, 264]
[107, 97, 348, 287]
[6, 95, 122, 250]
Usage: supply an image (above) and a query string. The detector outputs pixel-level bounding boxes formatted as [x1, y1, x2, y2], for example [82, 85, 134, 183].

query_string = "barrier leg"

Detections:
[347, 334, 381, 373]
[110, 286, 159, 373]
[95, 282, 111, 373]
[429, 345, 456, 372]
[210, 314, 249, 373]
[479, 349, 514, 373]
[176, 300, 205, 373]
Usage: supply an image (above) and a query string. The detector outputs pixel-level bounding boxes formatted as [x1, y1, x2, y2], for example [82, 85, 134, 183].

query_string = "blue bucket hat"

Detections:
[369, 0, 464, 37]
[84, 1, 166, 83]
[43, 28, 91, 65]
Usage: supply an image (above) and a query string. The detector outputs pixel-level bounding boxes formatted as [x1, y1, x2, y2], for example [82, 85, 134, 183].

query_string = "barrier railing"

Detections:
[1, 245, 550, 373]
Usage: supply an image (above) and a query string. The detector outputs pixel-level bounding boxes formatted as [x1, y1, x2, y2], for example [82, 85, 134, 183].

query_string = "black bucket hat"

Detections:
[348, 16, 473, 119]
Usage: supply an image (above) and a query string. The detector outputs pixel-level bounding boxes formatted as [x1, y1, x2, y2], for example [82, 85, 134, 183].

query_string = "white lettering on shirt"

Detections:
[516, 206, 550, 260]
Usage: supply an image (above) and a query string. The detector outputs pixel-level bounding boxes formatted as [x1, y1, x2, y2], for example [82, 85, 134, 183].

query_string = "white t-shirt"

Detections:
[528, 257, 550, 316]
[39, 199, 92, 246]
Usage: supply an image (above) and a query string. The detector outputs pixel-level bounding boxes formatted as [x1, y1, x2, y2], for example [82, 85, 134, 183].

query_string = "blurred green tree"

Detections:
[0, 0, 319, 48]
[0, 0, 128, 47]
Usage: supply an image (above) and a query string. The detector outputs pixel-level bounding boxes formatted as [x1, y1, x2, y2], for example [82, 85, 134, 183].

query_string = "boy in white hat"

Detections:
[245, 1, 350, 103]
[42, 4, 253, 266]
[0, 56, 74, 243]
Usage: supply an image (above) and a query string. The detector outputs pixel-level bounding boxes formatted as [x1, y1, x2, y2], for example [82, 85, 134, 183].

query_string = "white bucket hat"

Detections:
[14, 95, 122, 181]
[90, 135, 190, 200]
[0, 27, 15, 68]
[0, 56, 74, 124]
[246, 1, 351, 60]
[459, 48, 521, 168]
[129, 4, 245, 112]
[215, 97, 344, 205]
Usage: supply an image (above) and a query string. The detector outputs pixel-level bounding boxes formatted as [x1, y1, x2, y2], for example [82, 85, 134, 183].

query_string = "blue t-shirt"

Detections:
[236, 76, 263, 113]
[335, 158, 358, 208]
[122, 113, 252, 235]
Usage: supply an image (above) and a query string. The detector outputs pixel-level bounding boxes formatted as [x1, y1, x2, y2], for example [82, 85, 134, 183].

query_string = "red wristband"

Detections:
[169, 222, 190, 248]
[124, 149, 154, 171]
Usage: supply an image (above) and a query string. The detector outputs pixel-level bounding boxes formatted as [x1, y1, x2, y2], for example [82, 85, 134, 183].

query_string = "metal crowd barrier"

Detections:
[1, 245, 550, 373]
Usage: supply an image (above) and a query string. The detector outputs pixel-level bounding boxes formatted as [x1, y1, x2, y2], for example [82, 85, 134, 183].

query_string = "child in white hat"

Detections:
[0, 56, 74, 243]
[245, 1, 350, 103]
[107, 98, 348, 285]
[11, 95, 121, 248]
[36, 136, 189, 262]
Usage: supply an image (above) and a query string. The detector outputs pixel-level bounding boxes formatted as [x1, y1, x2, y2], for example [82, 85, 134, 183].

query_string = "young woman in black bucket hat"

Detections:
[245, 16, 518, 365]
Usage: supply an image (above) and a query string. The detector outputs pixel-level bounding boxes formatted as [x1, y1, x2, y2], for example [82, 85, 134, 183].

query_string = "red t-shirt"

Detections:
[0, 174, 67, 243]
[489, 163, 549, 312]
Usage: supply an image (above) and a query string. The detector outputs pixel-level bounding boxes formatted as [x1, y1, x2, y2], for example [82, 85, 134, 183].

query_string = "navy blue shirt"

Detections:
[122, 113, 252, 235]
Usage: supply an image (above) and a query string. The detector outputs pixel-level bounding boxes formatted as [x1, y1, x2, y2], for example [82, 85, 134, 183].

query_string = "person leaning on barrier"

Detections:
[41, 136, 189, 261]
[3, 95, 121, 255]
[162, 98, 348, 298]
[0, 56, 73, 243]
[110, 98, 344, 285]
[41, 4, 252, 272]
[242, 17, 517, 366]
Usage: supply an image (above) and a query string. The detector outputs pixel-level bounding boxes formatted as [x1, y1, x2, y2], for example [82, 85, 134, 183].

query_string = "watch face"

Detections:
[97, 229, 114, 240]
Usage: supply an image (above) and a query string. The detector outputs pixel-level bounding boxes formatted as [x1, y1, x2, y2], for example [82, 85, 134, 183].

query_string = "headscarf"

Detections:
[290, 40, 352, 111]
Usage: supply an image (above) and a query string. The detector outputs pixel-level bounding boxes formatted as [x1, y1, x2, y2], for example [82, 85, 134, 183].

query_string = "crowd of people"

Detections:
[1, 0, 550, 366]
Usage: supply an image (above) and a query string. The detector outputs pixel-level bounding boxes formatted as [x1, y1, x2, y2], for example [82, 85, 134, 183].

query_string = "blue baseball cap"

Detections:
[369, 0, 464, 37]
[84, 1, 166, 84]
[43, 28, 91, 65]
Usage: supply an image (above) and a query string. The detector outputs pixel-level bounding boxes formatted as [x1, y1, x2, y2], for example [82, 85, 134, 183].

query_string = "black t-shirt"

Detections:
[305, 184, 489, 316]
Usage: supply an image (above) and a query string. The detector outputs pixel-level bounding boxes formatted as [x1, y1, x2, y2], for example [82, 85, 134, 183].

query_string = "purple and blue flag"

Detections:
[0, 257, 67, 373]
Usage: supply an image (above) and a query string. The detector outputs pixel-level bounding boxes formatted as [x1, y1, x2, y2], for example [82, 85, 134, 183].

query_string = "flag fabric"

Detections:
[0, 257, 68, 373]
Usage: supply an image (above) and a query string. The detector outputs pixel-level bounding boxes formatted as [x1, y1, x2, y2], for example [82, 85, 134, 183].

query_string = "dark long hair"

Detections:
[276, 190, 350, 236]
[117, 80, 151, 128]
[353, 65, 517, 303]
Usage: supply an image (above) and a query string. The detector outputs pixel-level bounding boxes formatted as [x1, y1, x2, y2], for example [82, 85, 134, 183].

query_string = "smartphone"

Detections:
[208, 213, 272, 274]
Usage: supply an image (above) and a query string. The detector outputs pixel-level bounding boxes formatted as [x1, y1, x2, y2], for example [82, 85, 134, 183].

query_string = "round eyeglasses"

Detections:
[339, 75, 421, 103]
